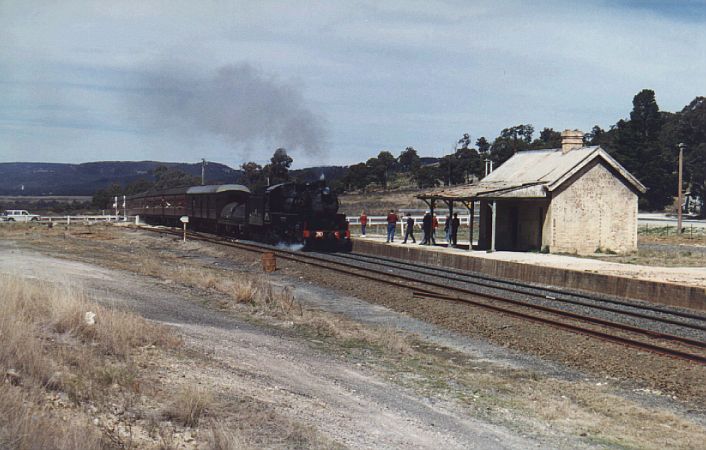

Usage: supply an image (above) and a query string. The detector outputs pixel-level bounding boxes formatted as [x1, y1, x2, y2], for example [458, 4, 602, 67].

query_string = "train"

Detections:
[126, 180, 352, 251]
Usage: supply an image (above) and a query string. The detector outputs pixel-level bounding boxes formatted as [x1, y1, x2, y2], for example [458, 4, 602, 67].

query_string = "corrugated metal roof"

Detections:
[482, 146, 599, 184]
[418, 146, 646, 200]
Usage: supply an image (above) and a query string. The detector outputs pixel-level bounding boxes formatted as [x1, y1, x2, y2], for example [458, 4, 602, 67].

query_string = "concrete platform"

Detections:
[351, 236, 706, 312]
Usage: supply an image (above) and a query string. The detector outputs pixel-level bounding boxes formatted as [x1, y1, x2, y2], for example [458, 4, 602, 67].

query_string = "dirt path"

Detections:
[0, 243, 535, 449]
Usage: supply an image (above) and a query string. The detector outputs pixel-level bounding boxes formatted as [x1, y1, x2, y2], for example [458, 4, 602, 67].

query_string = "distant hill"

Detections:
[0, 161, 355, 196]
[0, 161, 241, 195]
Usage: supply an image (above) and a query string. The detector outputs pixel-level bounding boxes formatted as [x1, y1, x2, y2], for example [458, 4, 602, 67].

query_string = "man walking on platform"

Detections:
[386, 209, 398, 243]
[402, 213, 416, 243]
[360, 210, 368, 237]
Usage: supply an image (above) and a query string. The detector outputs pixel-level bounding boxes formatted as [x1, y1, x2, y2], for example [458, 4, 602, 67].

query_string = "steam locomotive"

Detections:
[127, 180, 351, 251]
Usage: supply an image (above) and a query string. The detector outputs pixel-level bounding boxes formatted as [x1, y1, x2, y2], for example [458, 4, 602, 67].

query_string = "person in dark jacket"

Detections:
[402, 213, 416, 243]
[451, 212, 461, 247]
[420, 211, 432, 245]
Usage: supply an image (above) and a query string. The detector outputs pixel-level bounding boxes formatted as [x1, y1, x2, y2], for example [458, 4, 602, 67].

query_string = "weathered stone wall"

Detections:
[548, 160, 638, 254]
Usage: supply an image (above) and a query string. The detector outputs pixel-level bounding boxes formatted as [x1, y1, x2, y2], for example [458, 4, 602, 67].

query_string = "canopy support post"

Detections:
[490, 200, 497, 253]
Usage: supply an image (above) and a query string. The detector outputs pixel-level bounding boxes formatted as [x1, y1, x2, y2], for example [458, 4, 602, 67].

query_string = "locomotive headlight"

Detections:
[315, 231, 324, 238]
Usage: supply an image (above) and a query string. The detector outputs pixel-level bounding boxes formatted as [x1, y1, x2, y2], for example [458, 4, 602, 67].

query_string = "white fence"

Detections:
[39, 215, 129, 224]
[347, 214, 475, 226]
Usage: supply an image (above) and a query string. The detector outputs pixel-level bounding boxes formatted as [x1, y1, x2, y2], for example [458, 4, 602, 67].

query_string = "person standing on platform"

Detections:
[444, 214, 451, 245]
[386, 209, 398, 243]
[402, 213, 416, 243]
[431, 214, 439, 245]
[360, 210, 368, 237]
[451, 212, 460, 247]
[421, 211, 432, 245]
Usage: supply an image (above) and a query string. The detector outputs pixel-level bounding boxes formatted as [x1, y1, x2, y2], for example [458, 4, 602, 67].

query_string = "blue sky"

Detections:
[1, 0, 705, 169]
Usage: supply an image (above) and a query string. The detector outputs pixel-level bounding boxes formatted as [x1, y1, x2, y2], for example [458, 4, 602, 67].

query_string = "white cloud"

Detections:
[1, 0, 705, 168]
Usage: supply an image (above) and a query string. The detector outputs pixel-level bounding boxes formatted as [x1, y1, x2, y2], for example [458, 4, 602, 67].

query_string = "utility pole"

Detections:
[201, 158, 208, 185]
[677, 143, 685, 233]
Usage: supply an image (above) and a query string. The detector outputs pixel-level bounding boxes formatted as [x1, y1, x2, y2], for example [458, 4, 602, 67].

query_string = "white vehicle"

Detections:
[1, 210, 41, 222]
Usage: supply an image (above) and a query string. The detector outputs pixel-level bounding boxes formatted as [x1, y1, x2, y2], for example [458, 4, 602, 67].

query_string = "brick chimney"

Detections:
[560, 129, 584, 154]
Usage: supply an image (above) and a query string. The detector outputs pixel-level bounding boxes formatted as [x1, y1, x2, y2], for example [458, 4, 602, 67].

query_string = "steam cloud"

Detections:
[136, 63, 327, 156]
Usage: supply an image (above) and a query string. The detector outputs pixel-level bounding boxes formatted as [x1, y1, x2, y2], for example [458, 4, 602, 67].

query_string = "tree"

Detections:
[367, 151, 396, 189]
[398, 146, 421, 172]
[413, 165, 441, 188]
[92, 183, 122, 209]
[630, 89, 662, 140]
[240, 161, 263, 187]
[152, 165, 200, 190]
[489, 124, 534, 166]
[605, 90, 675, 210]
[438, 146, 483, 185]
[530, 127, 562, 149]
[585, 125, 605, 145]
[676, 97, 706, 215]
[501, 124, 534, 143]
[264, 148, 293, 184]
[457, 133, 471, 150]
[475, 137, 490, 154]
[124, 179, 153, 195]
[686, 143, 706, 215]
[341, 163, 371, 191]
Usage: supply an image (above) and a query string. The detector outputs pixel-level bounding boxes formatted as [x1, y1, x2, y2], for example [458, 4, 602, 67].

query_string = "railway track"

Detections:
[333, 251, 706, 324]
[136, 225, 706, 366]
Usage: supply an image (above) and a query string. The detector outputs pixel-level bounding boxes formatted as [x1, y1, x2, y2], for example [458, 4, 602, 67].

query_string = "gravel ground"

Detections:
[136, 231, 706, 404]
[4, 225, 706, 448]
[220, 246, 706, 403]
[0, 241, 540, 449]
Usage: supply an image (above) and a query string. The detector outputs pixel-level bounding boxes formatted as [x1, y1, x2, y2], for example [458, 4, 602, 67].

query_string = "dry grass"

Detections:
[0, 273, 181, 448]
[207, 420, 245, 450]
[0, 386, 103, 450]
[164, 386, 215, 428]
[303, 314, 412, 355]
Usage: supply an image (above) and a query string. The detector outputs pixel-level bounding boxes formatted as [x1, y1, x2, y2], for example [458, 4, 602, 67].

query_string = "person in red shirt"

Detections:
[360, 210, 368, 236]
[386, 210, 398, 243]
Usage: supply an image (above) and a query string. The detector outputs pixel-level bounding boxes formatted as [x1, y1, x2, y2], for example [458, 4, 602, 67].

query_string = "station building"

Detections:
[417, 130, 647, 255]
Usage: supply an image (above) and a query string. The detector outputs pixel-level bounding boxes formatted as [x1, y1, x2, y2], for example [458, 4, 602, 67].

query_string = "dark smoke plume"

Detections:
[136, 63, 327, 156]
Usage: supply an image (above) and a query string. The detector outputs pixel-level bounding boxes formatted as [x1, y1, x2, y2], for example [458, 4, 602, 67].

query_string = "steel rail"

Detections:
[340, 251, 706, 323]
[328, 252, 706, 332]
[412, 291, 706, 365]
[137, 226, 706, 365]
[202, 235, 706, 352]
